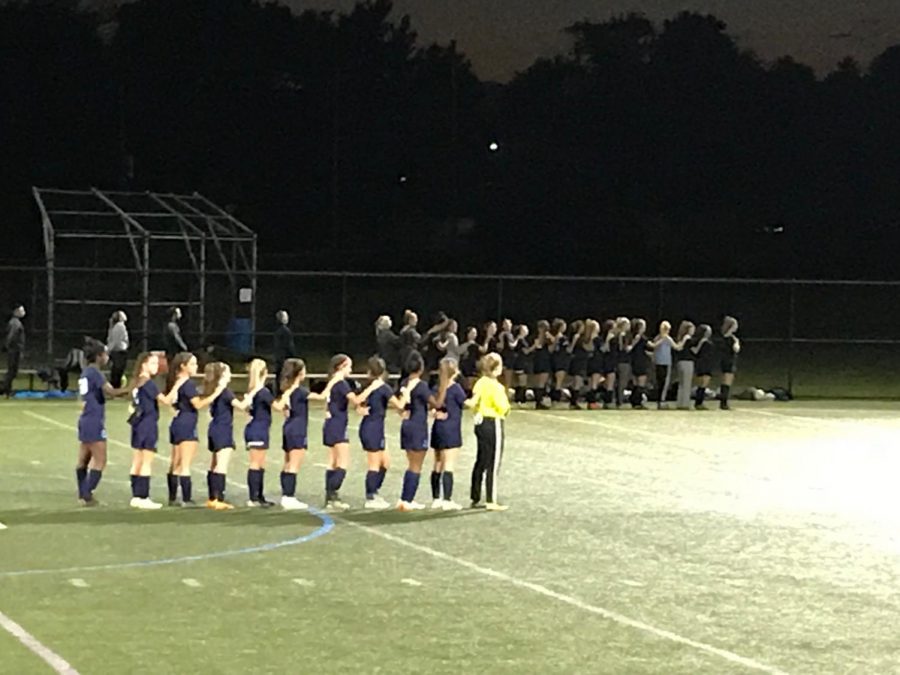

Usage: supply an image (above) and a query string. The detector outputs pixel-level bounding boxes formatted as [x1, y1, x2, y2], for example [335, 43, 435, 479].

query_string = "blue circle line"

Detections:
[0, 508, 335, 579]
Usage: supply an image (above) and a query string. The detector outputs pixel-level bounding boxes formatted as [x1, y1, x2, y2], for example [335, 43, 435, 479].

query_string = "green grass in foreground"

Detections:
[2, 400, 900, 673]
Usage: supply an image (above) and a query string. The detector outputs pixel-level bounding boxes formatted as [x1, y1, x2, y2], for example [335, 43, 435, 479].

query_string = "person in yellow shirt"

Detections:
[465, 352, 511, 511]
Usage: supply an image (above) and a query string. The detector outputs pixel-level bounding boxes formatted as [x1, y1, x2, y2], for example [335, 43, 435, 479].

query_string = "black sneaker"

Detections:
[258, 499, 276, 509]
[79, 496, 99, 508]
[168, 499, 181, 507]
[180, 500, 199, 508]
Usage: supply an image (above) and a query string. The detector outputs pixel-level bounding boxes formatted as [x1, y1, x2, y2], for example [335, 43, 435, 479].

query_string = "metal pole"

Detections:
[497, 278, 504, 320]
[340, 273, 348, 352]
[657, 279, 664, 322]
[250, 234, 258, 351]
[33, 187, 55, 358]
[787, 281, 796, 396]
[142, 235, 150, 352]
[199, 235, 206, 345]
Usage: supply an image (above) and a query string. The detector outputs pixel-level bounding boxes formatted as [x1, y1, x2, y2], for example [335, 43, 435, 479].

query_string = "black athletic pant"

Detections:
[655, 365, 672, 404]
[471, 418, 505, 504]
[2, 349, 20, 394]
[109, 350, 127, 388]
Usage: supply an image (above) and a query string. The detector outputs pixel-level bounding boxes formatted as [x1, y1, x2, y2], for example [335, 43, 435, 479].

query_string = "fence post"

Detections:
[656, 278, 664, 322]
[496, 278, 504, 320]
[340, 273, 348, 352]
[787, 281, 796, 396]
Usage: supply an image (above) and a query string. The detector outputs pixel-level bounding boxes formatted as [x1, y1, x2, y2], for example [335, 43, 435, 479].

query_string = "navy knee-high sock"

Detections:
[76, 467, 87, 494]
[324, 469, 335, 499]
[179, 476, 192, 502]
[138, 476, 150, 499]
[401, 470, 421, 503]
[365, 471, 379, 499]
[281, 471, 297, 497]
[376, 467, 387, 491]
[247, 469, 262, 502]
[442, 471, 454, 500]
[430, 471, 441, 499]
[130, 475, 138, 498]
[80, 469, 102, 499]
[258, 469, 267, 501]
[212, 473, 226, 501]
[207, 471, 214, 499]
[331, 468, 347, 494]
[167, 473, 178, 501]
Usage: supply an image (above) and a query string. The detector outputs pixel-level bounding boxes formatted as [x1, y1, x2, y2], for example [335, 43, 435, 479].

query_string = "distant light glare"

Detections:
[489, 142, 499, 152]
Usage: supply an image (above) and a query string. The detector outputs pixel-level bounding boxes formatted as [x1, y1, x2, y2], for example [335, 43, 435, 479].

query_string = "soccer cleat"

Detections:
[79, 497, 99, 508]
[441, 500, 463, 511]
[212, 500, 235, 511]
[180, 500, 199, 508]
[130, 497, 143, 508]
[430, 499, 445, 510]
[137, 498, 163, 510]
[326, 499, 351, 512]
[246, 500, 261, 508]
[470, 501, 484, 509]
[205, 499, 218, 509]
[168, 499, 180, 507]
[258, 499, 276, 509]
[695, 404, 709, 411]
[364, 497, 391, 510]
[280, 496, 308, 511]
[485, 502, 510, 512]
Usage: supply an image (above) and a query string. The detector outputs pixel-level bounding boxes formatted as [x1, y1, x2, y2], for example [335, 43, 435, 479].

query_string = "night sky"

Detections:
[286, 0, 900, 81]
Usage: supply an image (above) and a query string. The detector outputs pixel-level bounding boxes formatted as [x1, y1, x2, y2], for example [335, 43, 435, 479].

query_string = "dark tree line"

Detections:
[2, 1, 900, 277]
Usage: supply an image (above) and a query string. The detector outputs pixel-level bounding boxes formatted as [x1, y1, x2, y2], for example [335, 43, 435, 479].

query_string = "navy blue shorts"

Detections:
[359, 420, 386, 451]
[632, 356, 652, 378]
[78, 416, 106, 444]
[533, 351, 552, 375]
[720, 360, 737, 375]
[323, 418, 349, 447]
[430, 423, 462, 450]
[551, 353, 571, 373]
[169, 415, 198, 445]
[131, 421, 158, 451]
[401, 420, 429, 451]
[282, 429, 308, 451]
[208, 428, 234, 452]
[245, 427, 269, 450]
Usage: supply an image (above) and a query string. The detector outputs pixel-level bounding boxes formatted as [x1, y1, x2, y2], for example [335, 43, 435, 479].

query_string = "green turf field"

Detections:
[2, 399, 900, 674]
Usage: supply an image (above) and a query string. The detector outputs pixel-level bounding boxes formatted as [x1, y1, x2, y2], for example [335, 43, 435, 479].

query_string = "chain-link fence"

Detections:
[2, 265, 898, 397]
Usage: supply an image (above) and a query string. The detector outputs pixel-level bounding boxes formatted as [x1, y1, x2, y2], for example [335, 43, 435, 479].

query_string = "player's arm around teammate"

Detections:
[429, 357, 468, 511]
[127, 352, 174, 509]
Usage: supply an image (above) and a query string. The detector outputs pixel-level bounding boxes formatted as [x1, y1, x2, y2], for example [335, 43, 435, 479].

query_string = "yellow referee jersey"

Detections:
[470, 376, 511, 419]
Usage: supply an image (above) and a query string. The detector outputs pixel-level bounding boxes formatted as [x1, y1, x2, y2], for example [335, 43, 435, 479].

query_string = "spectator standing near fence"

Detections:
[1, 304, 25, 397]
[272, 310, 295, 393]
[106, 311, 129, 388]
[375, 315, 401, 372]
[163, 307, 188, 361]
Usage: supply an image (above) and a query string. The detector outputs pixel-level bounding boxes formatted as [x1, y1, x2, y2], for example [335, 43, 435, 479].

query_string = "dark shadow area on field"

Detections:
[0, 507, 325, 528]
[337, 509, 488, 527]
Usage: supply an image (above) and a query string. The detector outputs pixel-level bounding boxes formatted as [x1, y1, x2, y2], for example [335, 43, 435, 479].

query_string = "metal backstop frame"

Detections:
[32, 187, 258, 355]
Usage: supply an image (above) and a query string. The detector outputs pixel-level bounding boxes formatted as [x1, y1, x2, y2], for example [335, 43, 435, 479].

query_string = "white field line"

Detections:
[0, 610, 80, 675]
[23, 409, 788, 674]
[181, 578, 202, 588]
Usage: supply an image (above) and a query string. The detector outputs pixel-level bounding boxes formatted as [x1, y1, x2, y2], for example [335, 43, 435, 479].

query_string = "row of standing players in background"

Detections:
[378, 312, 741, 411]
[74, 337, 512, 513]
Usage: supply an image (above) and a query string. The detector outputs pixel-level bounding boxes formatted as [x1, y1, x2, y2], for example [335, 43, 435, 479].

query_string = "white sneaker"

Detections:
[137, 498, 163, 510]
[326, 500, 351, 512]
[485, 502, 510, 512]
[281, 496, 308, 511]
[441, 500, 463, 511]
[246, 500, 260, 508]
[430, 499, 445, 510]
[406, 501, 426, 511]
[364, 497, 390, 510]
[129, 497, 142, 508]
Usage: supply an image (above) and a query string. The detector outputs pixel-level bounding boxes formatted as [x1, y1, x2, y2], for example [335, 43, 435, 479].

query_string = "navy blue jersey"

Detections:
[209, 389, 235, 429]
[359, 382, 393, 450]
[405, 379, 431, 424]
[248, 387, 274, 430]
[286, 386, 309, 423]
[175, 380, 199, 417]
[327, 379, 353, 421]
[131, 379, 159, 424]
[431, 381, 466, 450]
[79, 366, 106, 421]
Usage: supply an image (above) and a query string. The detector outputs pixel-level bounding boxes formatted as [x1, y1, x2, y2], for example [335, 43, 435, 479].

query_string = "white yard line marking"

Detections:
[68, 579, 88, 588]
[0, 522, 7, 530]
[292, 578, 315, 587]
[181, 578, 202, 588]
[313, 463, 329, 469]
[341, 519, 787, 674]
[400, 578, 423, 587]
[0, 609, 80, 675]
[30, 460, 41, 465]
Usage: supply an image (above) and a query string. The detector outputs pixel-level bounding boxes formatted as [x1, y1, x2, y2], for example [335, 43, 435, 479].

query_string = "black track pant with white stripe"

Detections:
[471, 418, 505, 504]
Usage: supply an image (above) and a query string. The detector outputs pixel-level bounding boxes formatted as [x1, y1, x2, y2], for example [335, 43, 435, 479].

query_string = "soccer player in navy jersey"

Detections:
[232, 359, 275, 508]
[166, 352, 222, 507]
[128, 352, 182, 509]
[272, 358, 338, 510]
[397, 352, 435, 512]
[429, 357, 467, 511]
[354, 357, 407, 510]
[717, 316, 741, 410]
[76, 338, 129, 506]
[322, 354, 370, 511]
[203, 362, 236, 510]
